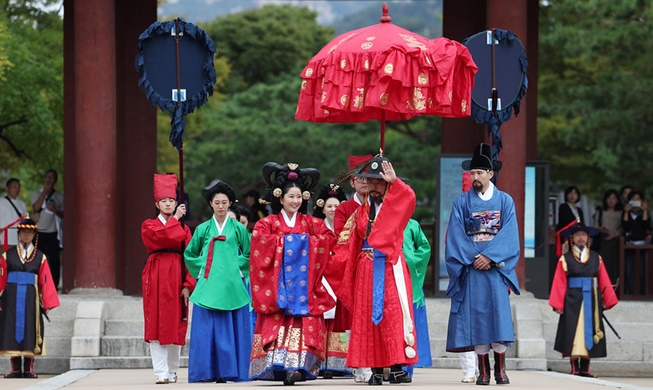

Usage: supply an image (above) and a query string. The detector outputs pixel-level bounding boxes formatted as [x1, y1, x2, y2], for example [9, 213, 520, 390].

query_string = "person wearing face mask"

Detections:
[328, 155, 417, 385]
[444, 143, 520, 386]
[313, 183, 351, 379]
[184, 181, 252, 383]
[621, 190, 650, 295]
[248, 162, 336, 385]
[141, 174, 194, 385]
[549, 222, 618, 378]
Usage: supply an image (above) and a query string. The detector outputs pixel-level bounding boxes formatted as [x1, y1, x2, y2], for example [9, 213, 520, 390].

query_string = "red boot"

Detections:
[578, 358, 596, 378]
[4, 357, 22, 378]
[23, 357, 38, 378]
[570, 357, 580, 375]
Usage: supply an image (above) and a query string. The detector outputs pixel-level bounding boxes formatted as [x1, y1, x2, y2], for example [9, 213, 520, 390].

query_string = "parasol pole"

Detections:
[380, 111, 386, 153]
[490, 28, 498, 116]
[174, 18, 188, 322]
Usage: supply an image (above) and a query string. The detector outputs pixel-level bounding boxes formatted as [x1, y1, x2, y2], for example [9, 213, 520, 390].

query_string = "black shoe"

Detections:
[23, 371, 38, 379]
[368, 374, 384, 386]
[388, 370, 412, 384]
[4, 371, 22, 379]
[283, 370, 302, 385]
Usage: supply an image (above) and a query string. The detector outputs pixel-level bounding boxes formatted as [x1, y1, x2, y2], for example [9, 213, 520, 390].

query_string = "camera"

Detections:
[629, 200, 642, 208]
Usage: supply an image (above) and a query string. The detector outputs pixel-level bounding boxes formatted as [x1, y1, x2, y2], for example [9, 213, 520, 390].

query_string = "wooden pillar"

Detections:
[486, 0, 529, 289]
[114, 0, 158, 294]
[62, 0, 76, 293]
[441, 0, 486, 154]
[70, 0, 117, 288]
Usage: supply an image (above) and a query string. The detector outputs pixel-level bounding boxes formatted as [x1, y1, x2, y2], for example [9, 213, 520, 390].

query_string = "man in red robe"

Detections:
[329, 156, 417, 385]
[141, 174, 195, 384]
[334, 154, 372, 236]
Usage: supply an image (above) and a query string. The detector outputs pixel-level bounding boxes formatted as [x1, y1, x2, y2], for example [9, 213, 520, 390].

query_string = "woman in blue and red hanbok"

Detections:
[248, 162, 336, 385]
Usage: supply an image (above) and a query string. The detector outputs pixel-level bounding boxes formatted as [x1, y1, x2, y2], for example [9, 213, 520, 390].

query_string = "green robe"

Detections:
[184, 217, 251, 310]
[403, 219, 431, 305]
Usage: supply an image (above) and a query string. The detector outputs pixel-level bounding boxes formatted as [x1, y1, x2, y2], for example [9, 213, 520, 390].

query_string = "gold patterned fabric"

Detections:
[249, 316, 325, 381]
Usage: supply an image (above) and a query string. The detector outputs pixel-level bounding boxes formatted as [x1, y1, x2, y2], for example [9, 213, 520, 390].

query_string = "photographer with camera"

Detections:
[621, 190, 650, 295]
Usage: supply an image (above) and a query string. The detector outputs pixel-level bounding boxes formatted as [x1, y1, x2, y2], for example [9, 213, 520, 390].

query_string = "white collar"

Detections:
[476, 181, 495, 201]
[213, 215, 227, 235]
[19, 243, 34, 261]
[324, 218, 334, 231]
[157, 214, 168, 225]
[281, 209, 297, 227]
[353, 193, 364, 205]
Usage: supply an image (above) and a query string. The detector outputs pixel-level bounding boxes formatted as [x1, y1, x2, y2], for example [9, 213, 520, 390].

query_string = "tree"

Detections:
[538, 1, 653, 198]
[0, 1, 63, 179]
[181, 71, 440, 221]
[201, 5, 335, 92]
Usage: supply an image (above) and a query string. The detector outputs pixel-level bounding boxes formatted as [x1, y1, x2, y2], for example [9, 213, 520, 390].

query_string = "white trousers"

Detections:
[459, 351, 478, 377]
[149, 341, 181, 379]
[474, 343, 507, 354]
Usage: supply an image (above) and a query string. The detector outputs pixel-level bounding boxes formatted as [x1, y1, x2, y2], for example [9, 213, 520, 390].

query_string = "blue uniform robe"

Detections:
[445, 187, 520, 352]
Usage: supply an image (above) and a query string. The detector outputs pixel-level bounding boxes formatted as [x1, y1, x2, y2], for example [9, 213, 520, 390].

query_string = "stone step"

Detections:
[105, 319, 144, 336]
[0, 356, 70, 376]
[43, 319, 75, 338]
[43, 337, 71, 357]
[101, 336, 190, 357]
[69, 356, 189, 370]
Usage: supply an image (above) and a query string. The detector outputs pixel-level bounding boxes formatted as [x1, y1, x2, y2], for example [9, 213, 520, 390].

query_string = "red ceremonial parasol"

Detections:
[295, 2, 477, 151]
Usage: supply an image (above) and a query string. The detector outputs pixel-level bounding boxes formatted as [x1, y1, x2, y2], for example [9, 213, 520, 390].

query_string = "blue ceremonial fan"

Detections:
[463, 29, 528, 168]
[135, 18, 216, 150]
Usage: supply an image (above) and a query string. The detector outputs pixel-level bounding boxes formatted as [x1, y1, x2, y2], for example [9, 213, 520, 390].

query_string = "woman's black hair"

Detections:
[627, 189, 645, 201]
[564, 185, 581, 203]
[204, 181, 236, 205]
[313, 183, 347, 219]
[602, 189, 623, 211]
[260, 162, 320, 215]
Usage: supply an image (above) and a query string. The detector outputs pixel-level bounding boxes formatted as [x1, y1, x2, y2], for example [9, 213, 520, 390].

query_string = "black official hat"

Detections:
[462, 143, 502, 172]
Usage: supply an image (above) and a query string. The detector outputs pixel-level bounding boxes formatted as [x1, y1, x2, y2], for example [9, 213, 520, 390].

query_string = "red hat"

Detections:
[348, 154, 373, 172]
[154, 174, 177, 202]
[462, 172, 472, 192]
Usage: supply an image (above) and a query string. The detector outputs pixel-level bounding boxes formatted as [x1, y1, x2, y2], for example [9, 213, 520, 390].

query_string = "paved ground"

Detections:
[1, 368, 651, 390]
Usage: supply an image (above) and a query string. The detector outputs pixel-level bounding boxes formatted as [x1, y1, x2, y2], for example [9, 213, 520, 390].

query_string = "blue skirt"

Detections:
[413, 301, 432, 367]
[188, 304, 252, 382]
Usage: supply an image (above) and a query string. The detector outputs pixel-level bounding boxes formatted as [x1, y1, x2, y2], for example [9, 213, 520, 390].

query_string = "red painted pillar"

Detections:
[486, 0, 529, 290]
[72, 0, 117, 288]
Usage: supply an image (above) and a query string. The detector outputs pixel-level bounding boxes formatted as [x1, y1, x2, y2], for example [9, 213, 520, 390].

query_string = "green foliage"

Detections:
[181, 71, 440, 222]
[538, 0, 653, 199]
[0, 2, 63, 187]
[200, 5, 335, 92]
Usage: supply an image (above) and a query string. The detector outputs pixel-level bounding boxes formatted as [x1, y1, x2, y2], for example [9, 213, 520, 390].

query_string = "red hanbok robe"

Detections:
[141, 216, 195, 345]
[334, 195, 363, 236]
[249, 213, 336, 356]
[328, 179, 417, 368]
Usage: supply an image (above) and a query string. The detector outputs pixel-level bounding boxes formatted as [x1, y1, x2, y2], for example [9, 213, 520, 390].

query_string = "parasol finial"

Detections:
[380, 2, 392, 23]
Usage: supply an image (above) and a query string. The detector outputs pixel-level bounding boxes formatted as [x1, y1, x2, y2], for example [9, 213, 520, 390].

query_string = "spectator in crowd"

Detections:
[592, 189, 622, 283]
[30, 169, 64, 289]
[621, 190, 650, 295]
[0, 178, 29, 251]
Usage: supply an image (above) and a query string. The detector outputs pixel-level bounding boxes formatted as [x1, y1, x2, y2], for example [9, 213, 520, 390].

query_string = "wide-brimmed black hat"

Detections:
[356, 156, 409, 181]
[16, 218, 39, 231]
[462, 143, 502, 172]
[561, 221, 599, 238]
